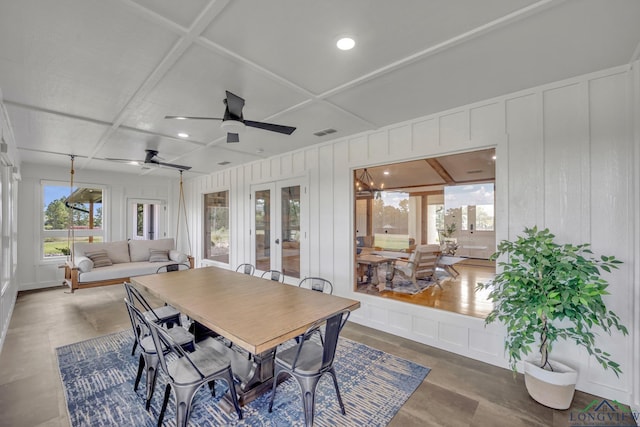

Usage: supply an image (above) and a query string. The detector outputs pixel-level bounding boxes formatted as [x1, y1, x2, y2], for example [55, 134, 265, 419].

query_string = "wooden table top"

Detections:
[356, 254, 393, 264]
[131, 267, 360, 354]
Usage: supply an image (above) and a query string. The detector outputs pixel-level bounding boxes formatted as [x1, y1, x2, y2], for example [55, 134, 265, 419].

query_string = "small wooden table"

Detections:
[356, 254, 394, 290]
[131, 266, 360, 406]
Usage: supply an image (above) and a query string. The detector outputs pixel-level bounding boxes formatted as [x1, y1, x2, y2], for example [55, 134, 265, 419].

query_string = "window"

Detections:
[444, 183, 494, 232]
[42, 182, 105, 258]
[204, 191, 229, 264]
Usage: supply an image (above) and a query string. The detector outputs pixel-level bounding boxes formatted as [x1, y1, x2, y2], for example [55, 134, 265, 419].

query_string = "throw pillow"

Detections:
[149, 249, 170, 262]
[75, 256, 94, 273]
[85, 250, 113, 268]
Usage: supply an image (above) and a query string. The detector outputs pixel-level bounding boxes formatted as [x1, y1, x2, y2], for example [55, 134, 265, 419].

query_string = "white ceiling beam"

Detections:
[318, 0, 566, 100]
[84, 0, 232, 169]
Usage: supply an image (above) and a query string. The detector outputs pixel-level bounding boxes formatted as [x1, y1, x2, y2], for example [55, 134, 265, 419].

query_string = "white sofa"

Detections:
[64, 238, 193, 292]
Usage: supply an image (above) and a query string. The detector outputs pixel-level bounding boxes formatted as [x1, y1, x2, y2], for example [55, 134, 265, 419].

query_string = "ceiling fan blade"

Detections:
[225, 91, 245, 118]
[165, 115, 223, 120]
[154, 160, 192, 171]
[104, 157, 144, 164]
[227, 133, 240, 143]
[244, 120, 296, 135]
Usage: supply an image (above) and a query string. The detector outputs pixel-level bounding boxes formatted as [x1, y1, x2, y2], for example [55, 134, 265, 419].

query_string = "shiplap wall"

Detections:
[181, 64, 638, 405]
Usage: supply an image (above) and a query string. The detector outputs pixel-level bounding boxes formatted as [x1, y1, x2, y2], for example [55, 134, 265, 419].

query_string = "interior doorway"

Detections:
[128, 198, 166, 241]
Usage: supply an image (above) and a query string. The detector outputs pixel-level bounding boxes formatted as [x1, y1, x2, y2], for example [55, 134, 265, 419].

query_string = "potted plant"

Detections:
[476, 226, 628, 409]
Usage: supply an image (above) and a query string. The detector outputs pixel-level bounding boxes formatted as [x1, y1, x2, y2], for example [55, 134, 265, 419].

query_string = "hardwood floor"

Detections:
[356, 260, 496, 318]
[0, 283, 630, 426]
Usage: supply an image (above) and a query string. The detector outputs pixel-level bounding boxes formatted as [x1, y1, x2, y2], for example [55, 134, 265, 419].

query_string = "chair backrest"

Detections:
[156, 263, 190, 274]
[411, 245, 441, 277]
[144, 312, 205, 385]
[298, 277, 333, 294]
[124, 297, 149, 349]
[292, 310, 350, 373]
[261, 269, 284, 283]
[123, 282, 158, 319]
[236, 263, 255, 275]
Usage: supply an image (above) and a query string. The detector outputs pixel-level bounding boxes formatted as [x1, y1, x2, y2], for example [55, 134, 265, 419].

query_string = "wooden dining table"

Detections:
[130, 266, 360, 406]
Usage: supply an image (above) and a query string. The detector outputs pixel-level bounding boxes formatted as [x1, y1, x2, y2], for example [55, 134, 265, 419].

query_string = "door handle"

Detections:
[275, 238, 280, 244]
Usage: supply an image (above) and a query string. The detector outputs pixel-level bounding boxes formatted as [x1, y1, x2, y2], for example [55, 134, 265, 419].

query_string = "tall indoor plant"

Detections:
[476, 227, 628, 409]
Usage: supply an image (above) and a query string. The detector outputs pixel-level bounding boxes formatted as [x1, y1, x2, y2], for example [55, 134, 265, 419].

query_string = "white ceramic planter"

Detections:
[523, 359, 578, 410]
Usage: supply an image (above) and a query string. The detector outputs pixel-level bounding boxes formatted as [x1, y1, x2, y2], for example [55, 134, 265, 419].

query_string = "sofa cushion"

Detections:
[149, 249, 170, 262]
[169, 249, 188, 264]
[129, 238, 175, 262]
[78, 261, 176, 283]
[73, 241, 131, 264]
[85, 250, 113, 268]
[75, 256, 94, 273]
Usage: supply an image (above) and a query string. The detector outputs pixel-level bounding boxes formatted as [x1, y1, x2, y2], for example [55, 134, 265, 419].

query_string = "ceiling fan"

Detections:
[106, 149, 192, 171]
[165, 90, 296, 143]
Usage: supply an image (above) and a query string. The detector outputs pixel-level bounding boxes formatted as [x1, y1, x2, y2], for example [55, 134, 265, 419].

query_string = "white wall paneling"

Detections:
[180, 64, 639, 404]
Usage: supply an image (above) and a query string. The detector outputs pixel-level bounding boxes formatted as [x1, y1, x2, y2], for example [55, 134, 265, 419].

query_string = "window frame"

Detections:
[202, 189, 230, 267]
[40, 180, 108, 262]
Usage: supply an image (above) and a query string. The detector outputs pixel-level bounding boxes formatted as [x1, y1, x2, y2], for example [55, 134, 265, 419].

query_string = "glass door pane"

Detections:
[254, 189, 271, 272]
[280, 185, 300, 278]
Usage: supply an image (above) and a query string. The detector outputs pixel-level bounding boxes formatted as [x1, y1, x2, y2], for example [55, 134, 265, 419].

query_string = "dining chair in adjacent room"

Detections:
[260, 269, 285, 283]
[235, 263, 256, 275]
[268, 310, 351, 427]
[124, 299, 195, 411]
[124, 282, 182, 355]
[146, 318, 243, 426]
[298, 277, 333, 294]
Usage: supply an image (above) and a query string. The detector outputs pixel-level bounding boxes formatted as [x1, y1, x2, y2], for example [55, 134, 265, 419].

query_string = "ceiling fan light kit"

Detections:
[165, 90, 296, 143]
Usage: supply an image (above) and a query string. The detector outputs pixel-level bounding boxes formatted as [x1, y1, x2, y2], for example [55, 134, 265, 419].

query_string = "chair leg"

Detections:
[207, 380, 216, 397]
[145, 354, 159, 410]
[328, 368, 346, 415]
[298, 376, 321, 427]
[158, 383, 171, 427]
[134, 354, 144, 391]
[268, 368, 285, 412]
[172, 384, 200, 427]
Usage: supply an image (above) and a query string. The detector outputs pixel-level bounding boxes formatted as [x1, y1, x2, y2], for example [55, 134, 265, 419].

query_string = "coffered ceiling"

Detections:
[1, 0, 639, 177]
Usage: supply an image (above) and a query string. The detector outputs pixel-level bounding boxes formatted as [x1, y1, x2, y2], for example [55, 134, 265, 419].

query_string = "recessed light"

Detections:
[174, 116, 187, 120]
[383, 171, 390, 175]
[178, 132, 189, 138]
[336, 37, 355, 51]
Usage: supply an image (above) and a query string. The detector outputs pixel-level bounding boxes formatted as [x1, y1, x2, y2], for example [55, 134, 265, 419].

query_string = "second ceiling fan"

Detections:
[166, 90, 296, 143]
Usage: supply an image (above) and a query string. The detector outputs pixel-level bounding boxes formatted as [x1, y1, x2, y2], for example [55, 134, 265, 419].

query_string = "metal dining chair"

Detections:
[124, 282, 182, 355]
[260, 269, 285, 283]
[156, 262, 190, 273]
[269, 310, 350, 427]
[124, 299, 195, 410]
[146, 317, 243, 426]
[298, 277, 333, 294]
[235, 263, 256, 275]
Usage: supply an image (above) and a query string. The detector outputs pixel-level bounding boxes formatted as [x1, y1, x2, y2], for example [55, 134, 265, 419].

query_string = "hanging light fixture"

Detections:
[355, 168, 382, 198]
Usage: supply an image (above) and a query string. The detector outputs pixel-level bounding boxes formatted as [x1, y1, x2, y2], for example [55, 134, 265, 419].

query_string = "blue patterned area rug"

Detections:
[56, 329, 430, 426]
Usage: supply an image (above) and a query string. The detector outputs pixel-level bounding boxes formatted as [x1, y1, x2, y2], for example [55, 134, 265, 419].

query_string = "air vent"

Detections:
[466, 169, 483, 174]
[313, 128, 337, 137]
[218, 161, 231, 166]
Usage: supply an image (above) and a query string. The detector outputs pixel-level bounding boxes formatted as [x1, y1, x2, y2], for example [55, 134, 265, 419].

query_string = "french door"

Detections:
[251, 178, 306, 279]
